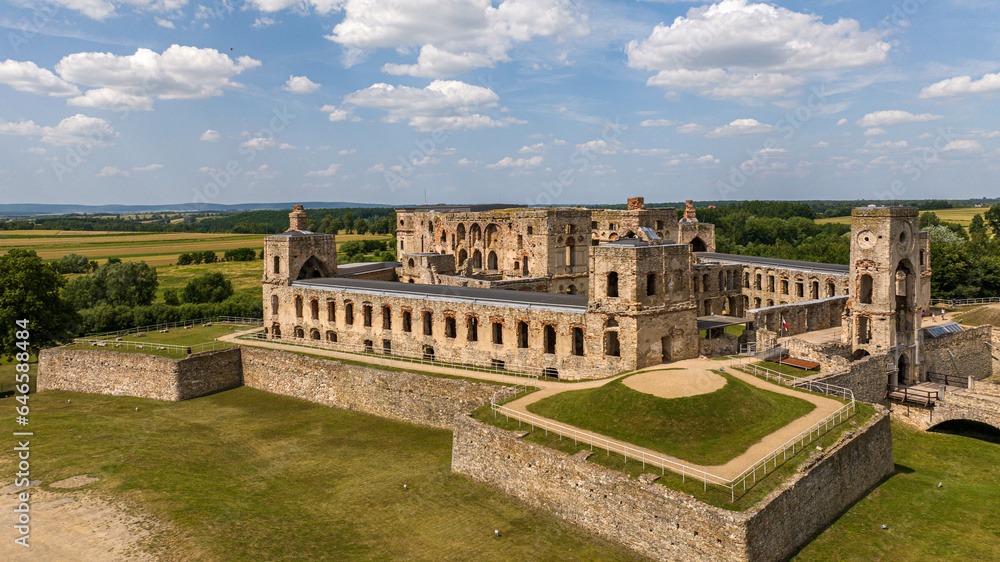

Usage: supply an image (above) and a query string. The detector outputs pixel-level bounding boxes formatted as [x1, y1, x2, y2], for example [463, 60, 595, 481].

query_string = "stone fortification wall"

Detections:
[991, 327, 1000, 378]
[923, 325, 993, 382]
[971, 379, 1000, 398]
[453, 409, 892, 562]
[891, 391, 1000, 430]
[241, 347, 513, 430]
[813, 353, 890, 404]
[451, 414, 748, 561]
[38, 347, 242, 401]
[781, 338, 852, 372]
[743, 411, 893, 561]
[700, 333, 739, 357]
[747, 297, 847, 340]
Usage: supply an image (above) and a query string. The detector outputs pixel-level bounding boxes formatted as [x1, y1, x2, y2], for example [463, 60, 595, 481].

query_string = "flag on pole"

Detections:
[780, 315, 788, 333]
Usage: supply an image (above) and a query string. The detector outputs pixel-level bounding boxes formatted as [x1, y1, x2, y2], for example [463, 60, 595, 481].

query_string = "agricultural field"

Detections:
[815, 206, 990, 228]
[0, 231, 391, 266]
[156, 260, 265, 300]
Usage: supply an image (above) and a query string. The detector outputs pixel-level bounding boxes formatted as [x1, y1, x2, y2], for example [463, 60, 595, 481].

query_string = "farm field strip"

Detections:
[0, 233, 261, 247]
[815, 206, 988, 226]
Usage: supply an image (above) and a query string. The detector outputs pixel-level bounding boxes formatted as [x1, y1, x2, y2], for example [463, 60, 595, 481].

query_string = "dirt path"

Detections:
[502, 358, 845, 480]
[623, 366, 726, 398]
[0, 485, 157, 560]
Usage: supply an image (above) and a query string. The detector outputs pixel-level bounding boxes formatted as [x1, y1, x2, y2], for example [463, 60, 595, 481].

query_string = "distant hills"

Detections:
[0, 202, 392, 217]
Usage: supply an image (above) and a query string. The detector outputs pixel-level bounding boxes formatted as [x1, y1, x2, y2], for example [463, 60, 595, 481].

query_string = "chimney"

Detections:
[288, 204, 308, 231]
[627, 197, 645, 211]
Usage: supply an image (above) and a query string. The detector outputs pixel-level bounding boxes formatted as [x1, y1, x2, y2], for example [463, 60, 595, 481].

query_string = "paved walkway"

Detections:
[222, 329, 848, 482]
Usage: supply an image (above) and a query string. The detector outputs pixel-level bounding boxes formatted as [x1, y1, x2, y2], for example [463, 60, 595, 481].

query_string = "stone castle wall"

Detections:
[891, 391, 1000, 431]
[923, 325, 993, 382]
[241, 347, 514, 430]
[780, 338, 852, 372]
[38, 347, 243, 401]
[452, 410, 893, 562]
[814, 353, 891, 404]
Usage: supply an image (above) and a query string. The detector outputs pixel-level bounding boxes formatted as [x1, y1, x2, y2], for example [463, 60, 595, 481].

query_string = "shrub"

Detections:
[182, 272, 233, 304]
[223, 248, 257, 262]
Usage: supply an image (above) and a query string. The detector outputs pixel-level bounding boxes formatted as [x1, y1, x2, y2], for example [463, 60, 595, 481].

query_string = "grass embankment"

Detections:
[476, 399, 875, 509]
[754, 360, 816, 378]
[0, 388, 643, 561]
[796, 421, 1000, 560]
[526, 372, 816, 466]
[953, 305, 1000, 327]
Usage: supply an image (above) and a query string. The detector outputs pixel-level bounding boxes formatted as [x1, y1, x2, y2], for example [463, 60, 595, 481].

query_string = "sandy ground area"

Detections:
[623, 367, 726, 398]
[0, 481, 157, 561]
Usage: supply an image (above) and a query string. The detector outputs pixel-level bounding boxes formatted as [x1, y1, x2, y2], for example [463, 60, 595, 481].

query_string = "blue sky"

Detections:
[0, 0, 998, 206]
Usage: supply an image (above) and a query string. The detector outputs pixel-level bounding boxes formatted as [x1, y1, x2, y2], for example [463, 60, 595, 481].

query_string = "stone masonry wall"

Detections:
[814, 353, 890, 404]
[241, 347, 514, 430]
[743, 411, 894, 561]
[781, 338, 852, 373]
[38, 347, 242, 401]
[453, 409, 893, 562]
[923, 325, 993, 382]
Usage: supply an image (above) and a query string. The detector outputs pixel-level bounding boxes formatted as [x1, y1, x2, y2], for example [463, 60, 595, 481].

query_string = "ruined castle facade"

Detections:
[262, 201, 932, 384]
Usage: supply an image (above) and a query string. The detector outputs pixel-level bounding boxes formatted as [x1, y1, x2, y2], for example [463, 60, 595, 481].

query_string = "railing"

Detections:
[493, 358, 856, 502]
[83, 317, 263, 340]
[235, 332, 598, 384]
[927, 371, 968, 388]
[69, 338, 236, 356]
[930, 297, 1000, 307]
[886, 384, 937, 406]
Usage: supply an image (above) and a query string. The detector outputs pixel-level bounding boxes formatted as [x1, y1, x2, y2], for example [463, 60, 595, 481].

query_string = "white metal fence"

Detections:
[234, 332, 596, 384]
[83, 317, 263, 340]
[70, 338, 237, 356]
[491, 358, 857, 502]
[930, 297, 1000, 307]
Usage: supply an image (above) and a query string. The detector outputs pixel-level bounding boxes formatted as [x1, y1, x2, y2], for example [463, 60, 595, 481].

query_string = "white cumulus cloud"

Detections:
[343, 80, 523, 131]
[305, 163, 342, 176]
[856, 110, 943, 128]
[942, 140, 983, 153]
[486, 155, 543, 169]
[0, 60, 80, 97]
[639, 119, 677, 127]
[132, 164, 163, 172]
[626, 0, 889, 98]
[0, 114, 117, 147]
[200, 129, 220, 141]
[705, 118, 774, 138]
[283, 75, 320, 94]
[920, 71, 1000, 99]
[327, 0, 588, 77]
[97, 166, 129, 177]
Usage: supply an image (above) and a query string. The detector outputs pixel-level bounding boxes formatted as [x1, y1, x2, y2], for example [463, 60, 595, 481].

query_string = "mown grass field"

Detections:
[815, 206, 989, 228]
[156, 260, 265, 300]
[795, 421, 1000, 560]
[0, 387, 644, 561]
[0, 231, 391, 266]
[526, 371, 816, 465]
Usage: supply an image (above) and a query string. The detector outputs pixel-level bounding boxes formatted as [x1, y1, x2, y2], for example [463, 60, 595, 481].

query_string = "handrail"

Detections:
[930, 297, 1000, 307]
[494, 357, 856, 502]
[69, 338, 236, 356]
[83, 316, 263, 339]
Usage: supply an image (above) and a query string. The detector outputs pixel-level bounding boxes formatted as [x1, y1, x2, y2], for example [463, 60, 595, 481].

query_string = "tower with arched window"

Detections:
[842, 206, 923, 387]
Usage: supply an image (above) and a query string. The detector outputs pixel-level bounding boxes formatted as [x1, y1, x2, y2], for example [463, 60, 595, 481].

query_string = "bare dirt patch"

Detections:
[50, 475, 100, 488]
[622, 368, 726, 399]
[0, 488, 158, 560]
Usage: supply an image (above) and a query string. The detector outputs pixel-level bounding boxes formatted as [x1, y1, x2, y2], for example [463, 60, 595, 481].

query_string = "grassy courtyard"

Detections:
[0, 387, 643, 561]
[64, 322, 259, 358]
[526, 371, 816, 465]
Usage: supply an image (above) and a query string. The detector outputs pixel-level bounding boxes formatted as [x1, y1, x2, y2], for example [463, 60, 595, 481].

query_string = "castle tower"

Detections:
[677, 201, 715, 252]
[843, 206, 922, 387]
[263, 205, 338, 336]
[587, 239, 698, 368]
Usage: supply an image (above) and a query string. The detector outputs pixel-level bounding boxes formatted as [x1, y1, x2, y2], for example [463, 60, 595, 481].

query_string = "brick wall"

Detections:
[240, 347, 514, 430]
[38, 347, 242, 401]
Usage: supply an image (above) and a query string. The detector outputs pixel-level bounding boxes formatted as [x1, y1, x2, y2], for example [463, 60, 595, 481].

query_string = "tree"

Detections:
[182, 272, 233, 304]
[177, 253, 194, 265]
[164, 288, 181, 306]
[983, 205, 1000, 238]
[63, 260, 159, 309]
[969, 213, 990, 246]
[0, 249, 77, 358]
[200, 250, 218, 264]
[55, 253, 93, 274]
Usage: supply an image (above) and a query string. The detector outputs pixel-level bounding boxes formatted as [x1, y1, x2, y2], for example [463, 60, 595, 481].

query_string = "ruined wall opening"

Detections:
[860, 274, 873, 304]
[363, 304, 372, 327]
[273, 256, 280, 274]
[572, 327, 584, 356]
[297, 256, 327, 280]
[423, 311, 433, 336]
[811, 280, 819, 299]
[382, 339, 392, 354]
[295, 296, 303, 318]
[857, 315, 871, 344]
[310, 329, 320, 340]
[345, 303, 354, 325]
[311, 299, 319, 320]
[827, 281, 836, 297]
[294, 326, 304, 338]
[487, 251, 498, 270]
[326, 330, 337, 343]
[271, 295, 279, 315]
[458, 248, 468, 266]
[607, 272, 619, 297]
[492, 322, 503, 344]
[661, 335, 672, 363]
[423, 346, 435, 361]
[646, 273, 656, 296]
[897, 353, 909, 385]
[517, 321, 529, 348]
[472, 250, 482, 269]
[445, 316, 457, 338]
[467, 316, 478, 341]
[327, 301, 335, 322]
[690, 237, 707, 252]
[402, 310, 412, 332]
[382, 305, 392, 330]
[543, 325, 556, 354]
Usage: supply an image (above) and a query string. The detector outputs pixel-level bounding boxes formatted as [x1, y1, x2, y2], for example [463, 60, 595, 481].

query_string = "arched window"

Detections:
[487, 251, 498, 270]
[309, 328, 320, 340]
[607, 272, 619, 298]
[326, 331, 337, 342]
[294, 326, 304, 339]
[295, 296, 303, 317]
[458, 249, 468, 265]
[310, 299, 319, 320]
[472, 250, 483, 269]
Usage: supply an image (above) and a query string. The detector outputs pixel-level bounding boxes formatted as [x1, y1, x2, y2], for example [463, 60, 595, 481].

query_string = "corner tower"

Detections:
[843, 206, 922, 386]
[263, 205, 338, 336]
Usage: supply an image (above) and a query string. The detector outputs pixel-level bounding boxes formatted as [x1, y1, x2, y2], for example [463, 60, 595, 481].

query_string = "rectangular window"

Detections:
[382, 339, 392, 355]
[382, 305, 391, 330]
[492, 322, 503, 345]
[517, 322, 528, 348]
[467, 316, 478, 341]
[327, 301, 335, 322]
[768, 275, 775, 292]
[363, 304, 372, 327]
[781, 280, 789, 295]
[402, 310, 412, 332]
[423, 311, 433, 336]
[795, 282, 804, 298]
[445, 316, 456, 338]
[572, 327, 584, 356]
[345, 303, 354, 325]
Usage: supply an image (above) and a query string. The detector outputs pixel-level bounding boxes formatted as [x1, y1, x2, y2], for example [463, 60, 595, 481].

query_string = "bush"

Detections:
[63, 260, 158, 310]
[177, 253, 194, 265]
[182, 272, 233, 304]
[164, 288, 180, 306]
[223, 248, 257, 262]
[55, 253, 94, 274]
[200, 250, 218, 264]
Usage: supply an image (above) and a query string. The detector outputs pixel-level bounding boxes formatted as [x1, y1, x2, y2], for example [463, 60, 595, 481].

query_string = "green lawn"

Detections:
[0, 356, 36, 395]
[526, 371, 817, 465]
[0, 388, 643, 561]
[796, 421, 1000, 560]
[155, 260, 265, 301]
[754, 360, 817, 378]
[115, 323, 258, 346]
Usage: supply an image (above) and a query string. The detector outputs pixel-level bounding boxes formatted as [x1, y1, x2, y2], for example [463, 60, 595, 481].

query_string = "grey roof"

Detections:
[603, 238, 649, 247]
[291, 277, 589, 312]
[639, 226, 660, 240]
[923, 322, 963, 338]
[337, 261, 400, 277]
[697, 316, 750, 330]
[268, 229, 318, 237]
[397, 203, 527, 213]
[695, 252, 849, 276]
